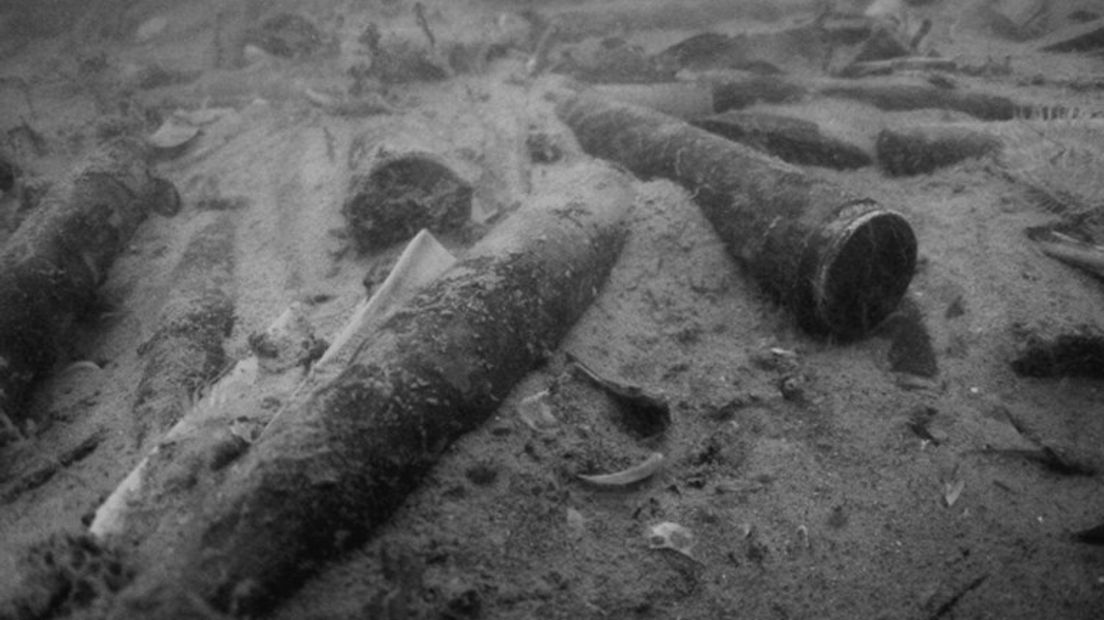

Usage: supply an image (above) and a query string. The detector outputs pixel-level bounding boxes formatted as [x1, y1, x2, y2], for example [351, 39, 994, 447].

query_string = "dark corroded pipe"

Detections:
[556, 90, 917, 338]
[0, 140, 175, 434]
[99, 164, 633, 617]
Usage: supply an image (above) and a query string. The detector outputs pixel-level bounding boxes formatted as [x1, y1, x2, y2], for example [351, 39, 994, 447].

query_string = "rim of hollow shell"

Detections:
[810, 206, 917, 339]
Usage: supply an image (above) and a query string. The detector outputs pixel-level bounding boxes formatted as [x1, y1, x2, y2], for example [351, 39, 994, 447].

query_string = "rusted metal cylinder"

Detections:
[100, 164, 634, 617]
[0, 139, 175, 433]
[556, 90, 917, 338]
[131, 213, 236, 445]
[876, 123, 1002, 176]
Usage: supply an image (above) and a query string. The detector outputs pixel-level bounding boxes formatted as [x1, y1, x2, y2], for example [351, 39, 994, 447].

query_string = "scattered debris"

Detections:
[906, 406, 946, 445]
[566, 507, 588, 538]
[578, 452, 665, 487]
[647, 521, 695, 558]
[942, 476, 965, 508]
[135, 15, 169, 43]
[777, 374, 807, 403]
[1025, 227, 1104, 279]
[941, 463, 965, 507]
[568, 353, 670, 438]
[147, 116, 201, 156]
[516, 390, 559, 433]
[795, 524, 810, 550]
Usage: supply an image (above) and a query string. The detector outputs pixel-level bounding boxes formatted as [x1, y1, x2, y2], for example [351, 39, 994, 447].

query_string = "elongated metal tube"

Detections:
[0, 140, 172, 431]
[557, 90, 917, 338]
[106, 164, 634, 617]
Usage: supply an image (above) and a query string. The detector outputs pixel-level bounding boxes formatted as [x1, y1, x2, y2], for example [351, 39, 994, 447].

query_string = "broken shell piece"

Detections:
[941, 462, 965, 507]
[136, 15, 169, 42]
[943, 478, 965, 507]
[566, 507, 587, 539]
[147, 117, 200, 153]
[303, 87, 397, 117]
[647, 521, 695, 557]
[577, 452, 665, 487]
[517, 390, 559, 432]
[175, 108, 232, 126]
[567, 353, 670, 437]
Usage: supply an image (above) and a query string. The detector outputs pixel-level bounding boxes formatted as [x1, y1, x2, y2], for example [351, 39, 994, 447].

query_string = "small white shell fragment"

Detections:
[242, 44, 271, 65]
[577, 452, 665, 487]
[517, 390, 558, 432]
[136, 16, 168, 42]
[647, 521, 695, 557]
[147, 117, 200, 150]
[566, 508, 587, 539]
[943, 478, 965, 507]
[175, 108, 232, 126]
